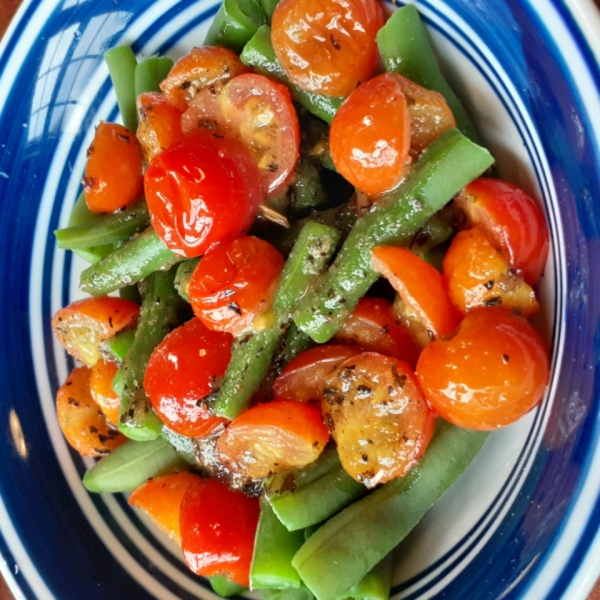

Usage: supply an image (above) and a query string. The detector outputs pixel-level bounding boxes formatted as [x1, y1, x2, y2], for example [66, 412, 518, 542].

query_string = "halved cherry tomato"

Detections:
[136, 91, 183, 162]
[56, 366, 126, 456]
[271, 0, 384, 97]
[144, 129, 263, 258]
[52, 296, 140, 366]
[416, 307, 550, 430]
[188, 236, 285, 335]
[443, 227, 539, 317]
[332, 297, 421, 368]
[216, 399, 330, 479]
[180, 477, 260, 586]
[454, 177, 550, 285]
[90, 358, 120, 426]
[371, 246, 461, 346]
[273, 344, 362, 402]
[330, 73, 411, 197]
[322, 352, 436, 487]
[128, 471, 202, 543]
[83, 121, 144, 213]
[160, 46, 249, 111]
[144, 317, 232, 437]
[182, 73, 300, 195]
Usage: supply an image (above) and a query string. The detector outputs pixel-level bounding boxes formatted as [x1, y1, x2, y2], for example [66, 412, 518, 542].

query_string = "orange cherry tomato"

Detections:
[52, 296, 140, 366]
[160, 46, 249, 111]
[188, 236, 285, 335]
[443, 227, 539, 317]
[330, 73, 411, 197]
[416, 307, 550, 430]
[216, 399, 330, 479]
[144, 317, 232, 437]
[333, 297, 421, 368]
[136, 91, 183, 162]
[128, 471, 202, 543]
[454, 177, 550, 285]
[144, 129, 263, 258]
[371, 246, 461, 345]
[182, 73, 300, 195]
[90, 358, 120, 426]
[180, 477, 260, 586]
[83, 121, 144, 213]
[56, 366, 126, 456]
[271, 0, 384, 97]
[322, 352, 436, 487]
[272, 344, 362, 402]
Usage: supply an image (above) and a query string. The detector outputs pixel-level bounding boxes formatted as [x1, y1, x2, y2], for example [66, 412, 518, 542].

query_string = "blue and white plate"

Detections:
[1, 0, 600, 598]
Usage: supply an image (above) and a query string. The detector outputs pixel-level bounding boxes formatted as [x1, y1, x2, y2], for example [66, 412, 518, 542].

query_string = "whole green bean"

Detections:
[204, 0, 266, 52]
[104, 45, 138, 133]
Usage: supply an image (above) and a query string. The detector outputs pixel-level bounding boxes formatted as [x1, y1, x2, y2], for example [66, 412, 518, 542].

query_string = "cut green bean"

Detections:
[174, 258, 200, 302]
[209, 576, 247, 597]
[409, 209, 457, 260]
[100, 328, 136, 364]
[240, 26, 343, 123]
[377, 6, 479, 142]
[134, 56, 174, 97]
[340, 554, 393, 600]
[292, 422, 489, 600]
[204, 0, 266, 52]
[293, 129, 494, 343]
[83, 437, 188, 493]
[161, 426, 197, 465]
[80, 227, 183, 296]
[259, 588, 313, 600]
[104, 45, 138, 133]
[289, 159, 328, 214]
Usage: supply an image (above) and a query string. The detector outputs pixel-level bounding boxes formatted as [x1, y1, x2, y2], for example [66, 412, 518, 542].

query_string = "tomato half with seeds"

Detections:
[416, 307, 550, 430]
[144, 129, 263, 258]
[144, 317, 232, 437]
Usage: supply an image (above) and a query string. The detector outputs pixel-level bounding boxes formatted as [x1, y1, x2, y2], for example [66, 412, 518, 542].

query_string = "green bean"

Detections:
[340, 554, 393, 600]
[409, 207, 458, 260]
[103, 45, 138, 133]
[134, 56, 174, 97]
[160, 425, 197, 465]
[100, 328, 136, 364]
[209, 576, 247, 597]
[240, 26, 343, 123]
[204, 0, 266, 53]
[377, 5, 479, 142]
[289, 159, 328, 215]
[259, 588, 313, 600]
[260, 0, 280, 21]
[174, 258, 200, 302]
[292, 422, 489, 600]
[80, 227, 183, 296]
[293, 129, 494, 343]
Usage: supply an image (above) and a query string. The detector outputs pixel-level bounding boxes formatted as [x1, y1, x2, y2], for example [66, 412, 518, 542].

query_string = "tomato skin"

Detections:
[144, 129, 263, 258]
[454, 177, 550, 285]
[188, 236, 285, 335]
[416, 307, 550, 430]
[271, 0, 384, 97]
[330, 73, 411, 197]
[83, 121, 144, 213]
[90, 358, 120, 426]
[144, 318, 232, 437]
[180, 478, 260, 586]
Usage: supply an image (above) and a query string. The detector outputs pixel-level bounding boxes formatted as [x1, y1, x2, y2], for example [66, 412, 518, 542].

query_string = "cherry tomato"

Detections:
[322, 352, 436, 487]
[330, 73, 411, 197]
[83, 121, 144, 213]
[90, 358, 120, 426]
[333, 297, 420, 368]
[56, 366, 126, 456]
[52, 296, 140, 366]
[416, 307, 550, 430]
[182, 73, 300, 195]
[180, 477, 260, 586]
[128, 471, 202, 543]
[443, 227, 539, 317]
[144, 317, 232, 437]
[160, 46, 249, 111]
[188, 236, 285, 335]
[136, 91, 183, 162]
[271, 0, 384, 97]
[371, 246, 461, 346]
[217, 399, 330, 479]
[454, 177, 550, 285]
[273, 344, 362, 402]
[144, 129, 263, 258]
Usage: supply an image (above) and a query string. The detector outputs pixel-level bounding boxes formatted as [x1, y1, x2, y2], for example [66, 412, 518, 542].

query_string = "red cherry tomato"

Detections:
[188, 236, 285, 335]
[182, 73, 300, 195]
[180, 478, 260, 586]
[454, 177, 550, 285]
[330, 73, 411, 197]
[271, 0, 384, 97]
[144, 317, 232, 437]
[144, 129, 263, 258]
[416, 307, 550, 430]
